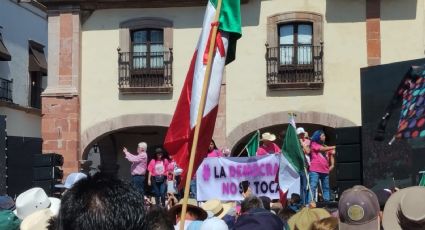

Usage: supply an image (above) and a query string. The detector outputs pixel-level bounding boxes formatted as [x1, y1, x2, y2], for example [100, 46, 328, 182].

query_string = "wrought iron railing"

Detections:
[118, 49, 173, 93]
[266, 44, 323, 90]
[0, 78, 12, 102]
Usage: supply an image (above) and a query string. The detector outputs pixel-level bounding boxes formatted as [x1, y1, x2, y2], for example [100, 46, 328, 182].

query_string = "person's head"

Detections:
[261, 132, 276, 145]
[296, 127, 306, 139]
[383, 186, 425, 230]
[51, 173, 147, 230]
[288, 207, 331, 230]
[146, 206, 174, 230]
[155, 147, 164, 160]
[241, 195, 264, 214]
[168, 198, 208, 224]
[290, 193, 301, 204]
[311, 130, 325, 143]
[277, 207, 296, 223]
[338, 185, 380, 230]
[200, 217, 228, 230]
[138, 142, 147, 153]
[311, 216, 338, 230]
[374, 189, 392, 212]
[259, 196, 271, 211]
[209, 140, 218, 151]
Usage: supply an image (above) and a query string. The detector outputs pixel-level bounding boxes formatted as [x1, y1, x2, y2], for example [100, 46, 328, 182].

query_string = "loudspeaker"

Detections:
[335, 144, 361, 162]
[33, 153, 63, 167]
[336, 162, 362, 180]
[336, 180, 361, 194]
[33, 180, 60, 196]
[33, 167, 63, 181]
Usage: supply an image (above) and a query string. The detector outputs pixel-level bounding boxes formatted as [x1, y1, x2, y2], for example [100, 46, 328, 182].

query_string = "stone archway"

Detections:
[80, 113, 172, 158]
[227, 111, 357, 149]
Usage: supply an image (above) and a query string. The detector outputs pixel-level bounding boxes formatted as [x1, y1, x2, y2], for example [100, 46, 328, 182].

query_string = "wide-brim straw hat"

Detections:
[201, 199, 232, 219]
[20, 209, 54, 230]
[169, 198, 208, 224]
[261, 132, 276, 142]
[382, 186, 425, 230]
[288, 207, 330, 230]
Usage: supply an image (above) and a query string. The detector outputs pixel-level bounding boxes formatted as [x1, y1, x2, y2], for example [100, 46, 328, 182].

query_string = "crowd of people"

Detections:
[1, 135, 424, 230]
[2, 172, 425, 230]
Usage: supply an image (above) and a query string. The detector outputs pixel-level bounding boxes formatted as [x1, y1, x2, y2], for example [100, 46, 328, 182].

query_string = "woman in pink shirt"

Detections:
[123, 142, 148, 197]
[148, 147, 169, 206]
[207, 140, 223, 157]
[307, 130, 336, 204]
[256, 132, 281, 156]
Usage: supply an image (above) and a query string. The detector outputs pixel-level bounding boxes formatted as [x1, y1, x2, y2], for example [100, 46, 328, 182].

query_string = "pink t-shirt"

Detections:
[124, 151, 148, 176]
[207, 149, 223, 157]
[309, 142, 332, 174]
[256, 143, 281, 156]
[148, 159, 169, 176]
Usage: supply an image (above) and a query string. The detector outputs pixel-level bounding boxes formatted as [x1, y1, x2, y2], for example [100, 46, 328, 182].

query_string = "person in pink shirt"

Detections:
[207, 140, 223, 157]
[307, 130, 336, 204]
[148, 147, 169, 206]
[256, 132, 281, 156]
[123, 142, 148, 197]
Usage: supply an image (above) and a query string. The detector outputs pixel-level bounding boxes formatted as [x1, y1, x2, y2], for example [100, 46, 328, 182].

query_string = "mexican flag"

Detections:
[277, 117, 304, 197]
[164, 0, 241, 187]
[245, 130, 260, 157]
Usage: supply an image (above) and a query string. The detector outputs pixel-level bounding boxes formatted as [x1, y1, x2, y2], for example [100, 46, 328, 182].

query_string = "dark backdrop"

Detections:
[361, 58, 425, 190]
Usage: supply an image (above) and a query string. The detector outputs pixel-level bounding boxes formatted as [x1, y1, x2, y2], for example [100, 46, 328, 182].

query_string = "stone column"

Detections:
[41, 7, 81, 177]
[213, 72, 227, 149]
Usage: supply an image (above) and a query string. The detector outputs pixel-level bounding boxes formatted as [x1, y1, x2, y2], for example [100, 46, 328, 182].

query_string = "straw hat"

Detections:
[20, 209, 54, 230]
[383, 186, 425, 230]
[201, 199, 232, 219]
[288, 207, 330, 230]
[168, 199, 208, 224]
[13, 188, 60, 220]
[261, 132, 276, 142]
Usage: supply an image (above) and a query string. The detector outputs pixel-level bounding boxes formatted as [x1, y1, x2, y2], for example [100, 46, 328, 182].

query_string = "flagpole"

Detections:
[288, 112, 314, 205]
[179, 0, 223, 228]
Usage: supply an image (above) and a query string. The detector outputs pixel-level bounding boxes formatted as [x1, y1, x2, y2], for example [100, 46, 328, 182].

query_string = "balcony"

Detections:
[118, 49, 173, 94]
[266, 44, 323, 90]
[0, 78, 12, 102]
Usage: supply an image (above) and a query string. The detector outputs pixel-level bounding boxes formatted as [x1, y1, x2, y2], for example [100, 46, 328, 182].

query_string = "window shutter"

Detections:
[119, 28, 130, 53]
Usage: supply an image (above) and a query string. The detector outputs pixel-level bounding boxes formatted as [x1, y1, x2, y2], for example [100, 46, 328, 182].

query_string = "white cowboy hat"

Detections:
[55, 172, 87, 189]
[201, 199, 232, 219]
[20, 209, 54, 230]
[296, 127, 306, 135]
[13, 187, 60, 220]
[261, 132, 276, 142]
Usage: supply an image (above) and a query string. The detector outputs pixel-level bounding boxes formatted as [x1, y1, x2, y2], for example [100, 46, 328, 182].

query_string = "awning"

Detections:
[0, 36, 11, 61]
[28, 40, 47, 74]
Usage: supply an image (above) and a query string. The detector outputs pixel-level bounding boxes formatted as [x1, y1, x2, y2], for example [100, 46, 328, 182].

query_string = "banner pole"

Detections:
[179, 0, 223, 228]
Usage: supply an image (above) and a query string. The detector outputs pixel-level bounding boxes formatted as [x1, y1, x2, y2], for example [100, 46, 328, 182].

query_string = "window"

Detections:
[131, 29, 164, 69]
[0, 32, 11, 61]
[267, 12, 323, 90]
[28, 40, 47, 109]
[278, 23, 313, 65]
[119, 17, 173, 93]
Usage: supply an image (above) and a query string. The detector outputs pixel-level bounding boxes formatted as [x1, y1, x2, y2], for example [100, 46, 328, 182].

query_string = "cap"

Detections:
[338, 185, 380, 230]
[55, 172, 87, 189]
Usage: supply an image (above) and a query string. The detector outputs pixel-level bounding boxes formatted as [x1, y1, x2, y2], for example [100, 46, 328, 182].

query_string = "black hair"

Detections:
[277, 207, 296, 223]
[146, 206, 174, 230]
[210, 140, 218, 150]
[50, 173, 147, 230]
[259, 196, 271, 211]
[291, 193, 301, 204]
[241, 195, 264, 213]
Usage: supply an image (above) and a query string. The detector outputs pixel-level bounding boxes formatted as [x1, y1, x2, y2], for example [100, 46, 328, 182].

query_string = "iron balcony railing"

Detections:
[0, 78, 12, 102]
[118, 49, 173, 93]
[266, 44, 324, 90]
